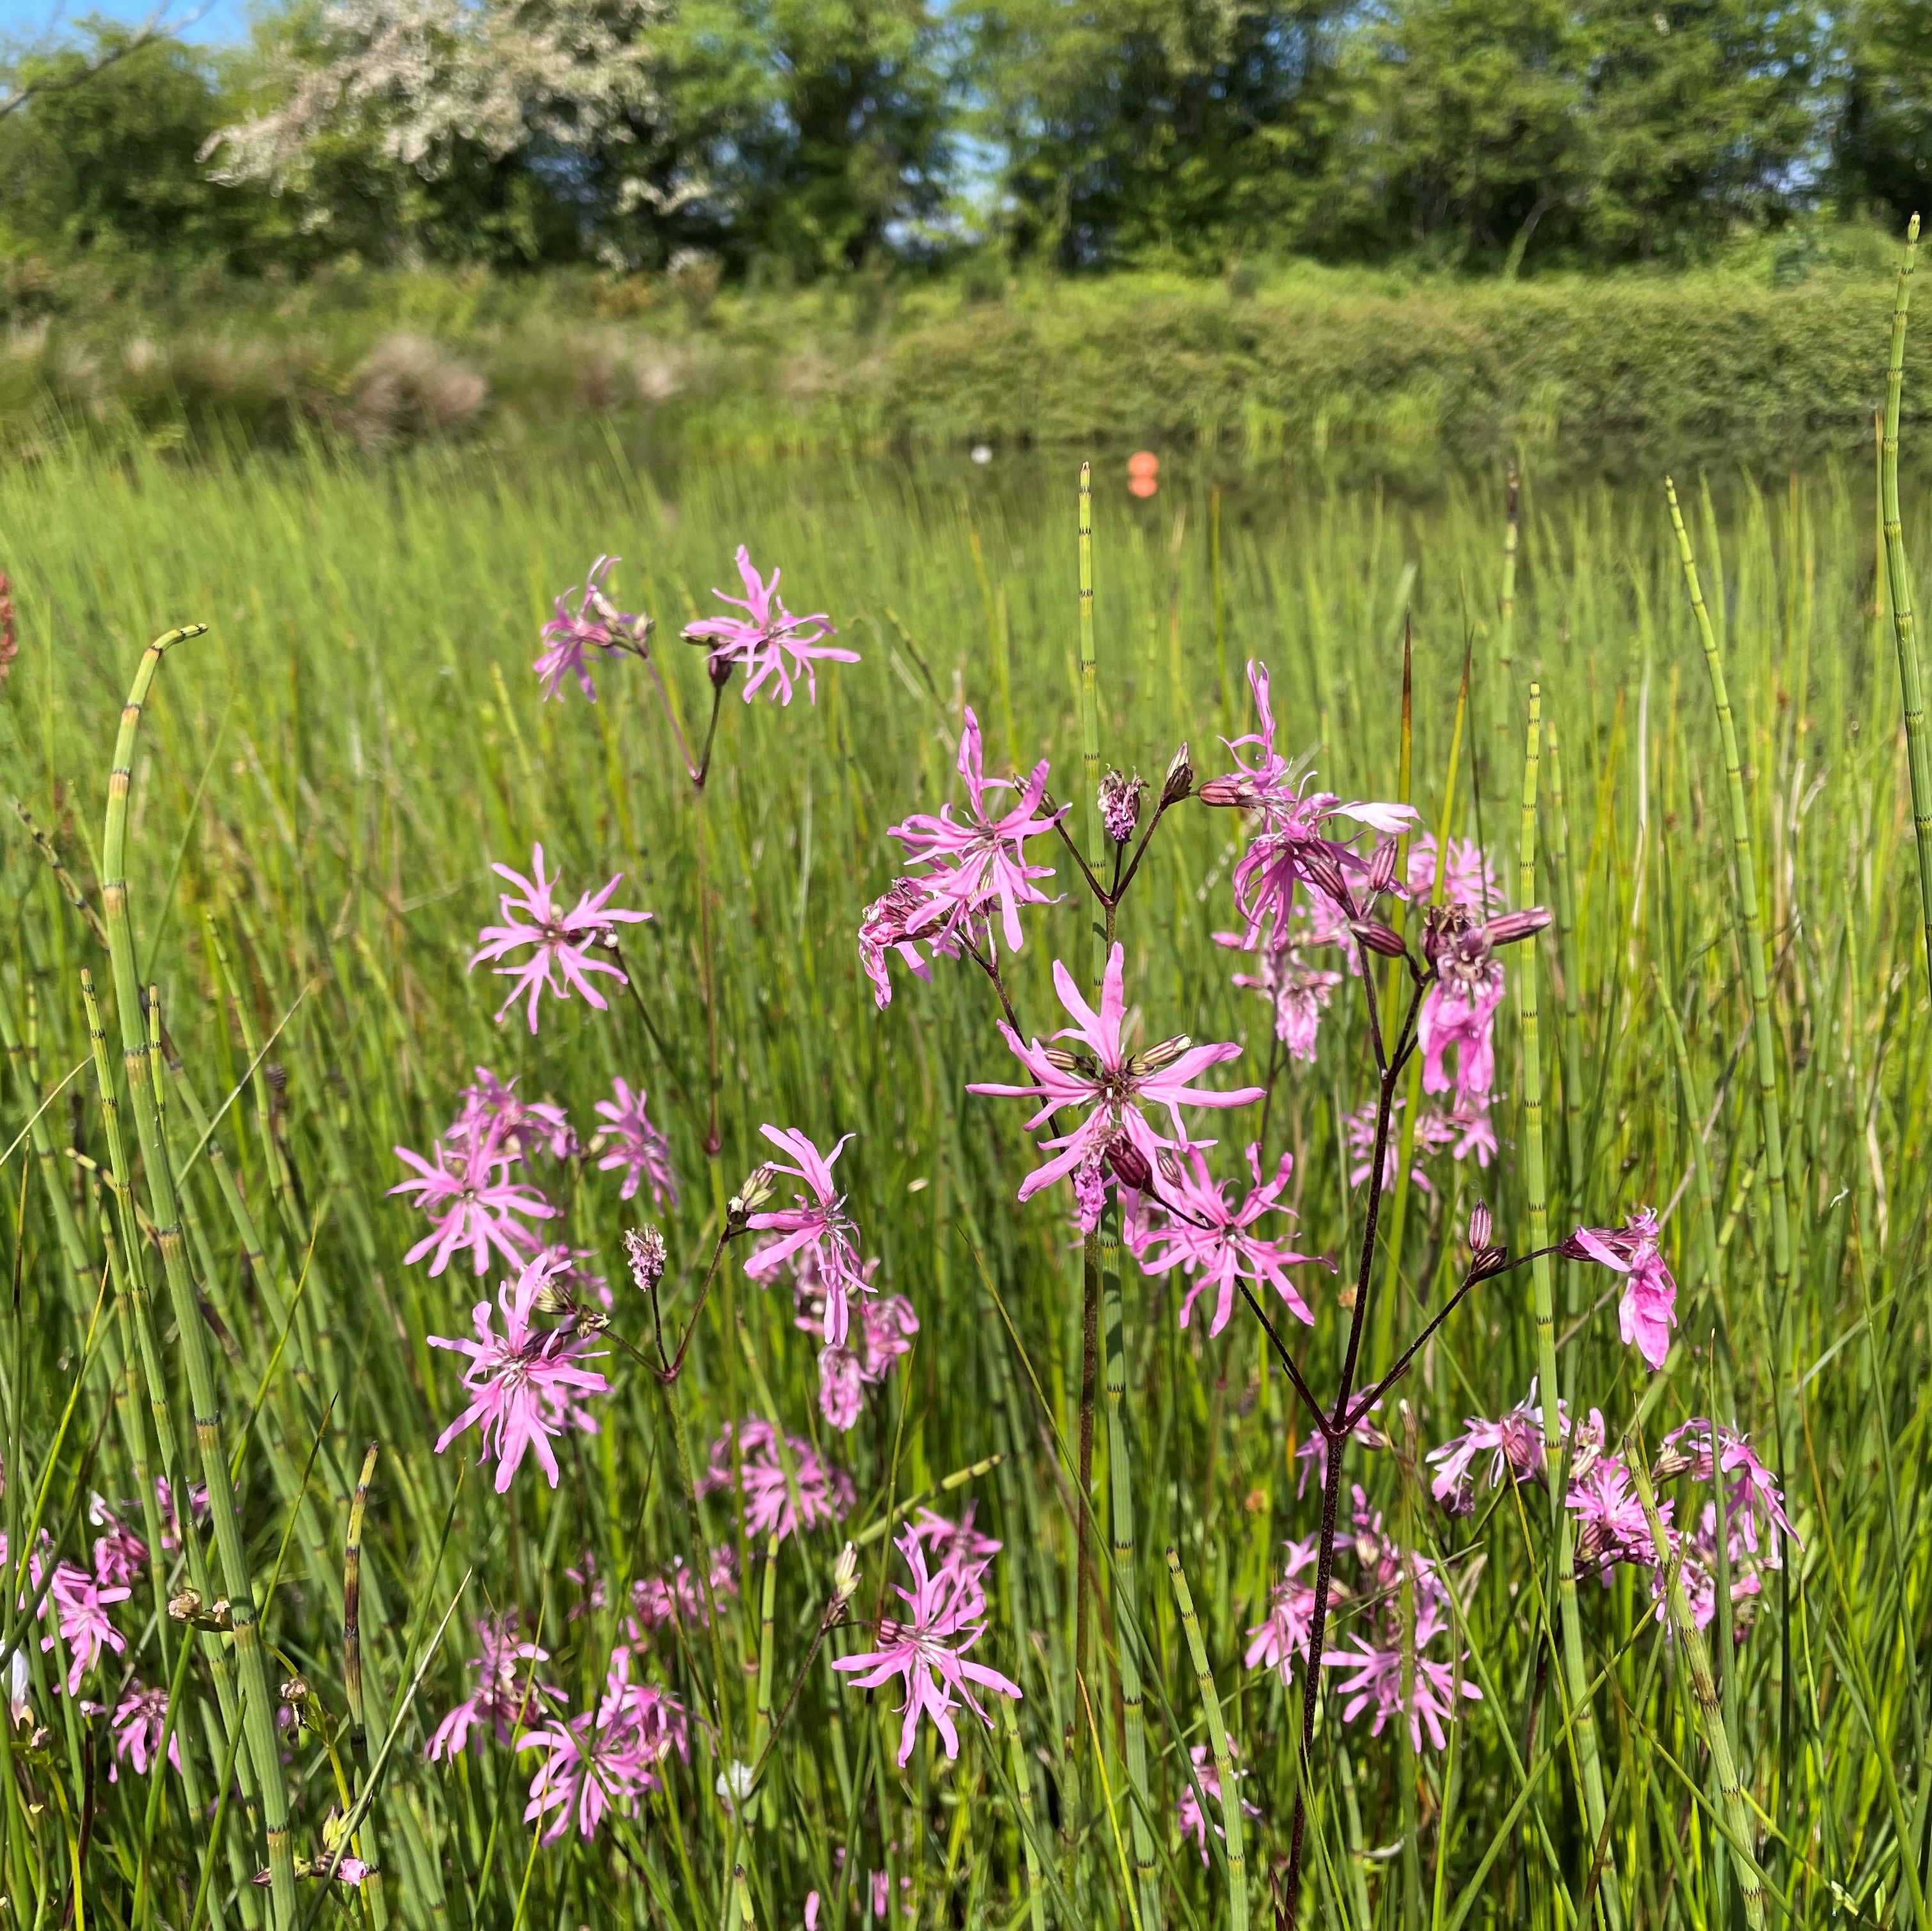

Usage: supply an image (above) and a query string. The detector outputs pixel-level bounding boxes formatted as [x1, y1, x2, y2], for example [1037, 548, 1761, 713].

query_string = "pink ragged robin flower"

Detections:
[1321, 1596, 1480, 1752]
[681, 545, 855, 705]
[389, 1135, 556, 1278]
[1295, 1410, 1385, 1499]
[88, 1498, 146, 1589]
[43, 1561, 129, 1693]
[1220, 932, 1342, 1063]
[743, 1125, 869, 1346]
[1176, 1740, 1260, 1865]
[1658, 1420, 1798, 1556]
[1404, 833, 1500, 917]
[858, 878, 937, 1009]
[816, 1291, 918, 1431]
[889, 708, 1063, 956]
[701, 1420, 855, 1543]
[447, 1068, 576, 1163]
[905, 1501, 1001, 1616]
[108, 1681, 178, 1780]
[832, 1525, 1021, 1766]
[519, 1648, 686, 1843]
[626, 1547, 739, 1637]
[1131, 1141, 1329, 1337]
[534, 556, 645, 702]
[1244, 1537, 1319, 1685]
[426, 1614, 552, 1760]
[1427, 1385, 1548, 1513]
[427, 1252, 609, 1493]
[470, 843, 651, 1034]
[1567, 1453, 1667, 1576]
[1560, 1208, 1677, 1370]
[1416, 902, 1551, 1108]
[968, 943, 1264, 1235]
[1200, 662, 1417, 942]
[590, 1078, 678, 1208]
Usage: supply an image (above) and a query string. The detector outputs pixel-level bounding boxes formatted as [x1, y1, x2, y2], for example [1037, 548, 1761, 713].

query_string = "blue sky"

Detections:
[1, 0, 250, 48]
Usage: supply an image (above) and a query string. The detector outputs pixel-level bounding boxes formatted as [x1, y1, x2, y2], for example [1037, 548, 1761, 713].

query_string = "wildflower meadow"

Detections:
[6, 240, 1932, 1930]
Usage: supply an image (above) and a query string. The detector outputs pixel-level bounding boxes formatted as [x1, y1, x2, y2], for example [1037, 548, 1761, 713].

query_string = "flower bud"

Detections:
[833, 1541, 860, 1604]
[1105, 1135, 1153, 1192]
[1160, 741, 1193, 807]
[1130, 1034, 1192, 1075]
[1483, 908, 1553, 948]
[1468, 1201, 1493, 1253]
[707, 650, 735, 690]
[1196, 776, 1246, 808]
[1098, 769, 1144, 846]
[1349, 919, 1408, 959]
[727, 1163, 778, 1231]
[1366, 836, 1400, 897]
[624, 1226, 667, 1295]
[1299, 847, 1353, 914]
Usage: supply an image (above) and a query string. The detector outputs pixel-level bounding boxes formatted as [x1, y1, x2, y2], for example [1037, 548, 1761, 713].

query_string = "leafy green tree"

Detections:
[1837, 0, 1932, 225]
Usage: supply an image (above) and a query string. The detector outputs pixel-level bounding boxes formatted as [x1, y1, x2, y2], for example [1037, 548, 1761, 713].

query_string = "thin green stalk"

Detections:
[1545, 718, 1588, 1367]
[342, 1441, 389, 1930]
[1663, 481, 1791, 1335]
[1164, 1547, 1245, 1931]
[99, 627, 298, 1923]
[1003, 1697, 1049, 1931]
[1516, 684, 1620, 1930]
[1625, 1430, 1764, 1931]
[1881, 214, 1932, 984]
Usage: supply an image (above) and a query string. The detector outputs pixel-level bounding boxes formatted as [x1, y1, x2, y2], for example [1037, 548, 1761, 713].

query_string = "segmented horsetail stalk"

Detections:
[1882, 215, 1932, 983]
[1626, 1431, 1766, 1931]
[1663, 482, 1791, 1314]
[100, 627, 299, 1923]
[1517, 686, 1622, 1930]
[1077, 458, 1104, 982]
[342, 1440, 389, 1928]
[1003, 1696, 1049, 1931]
[1496, 468, 1520, 754]
[1164, 1547, 1246, 1931]
[1544, 719, 1588, 1368]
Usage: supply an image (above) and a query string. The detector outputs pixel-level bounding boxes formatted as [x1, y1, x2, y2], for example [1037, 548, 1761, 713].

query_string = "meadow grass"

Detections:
[0, 422, 1928, 1929]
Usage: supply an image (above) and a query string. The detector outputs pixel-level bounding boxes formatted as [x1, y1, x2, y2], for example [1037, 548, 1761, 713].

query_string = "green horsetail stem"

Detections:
[1626, 1433, 1766, 1931]
[1883, 216, 1932, 983]
[99, 628, 299, 1925]
[1663, 484, 1793, 1333]
[1545, 720, 1589, 1369]
[342, 1442, 390, 1930]
[1164, 1547, 1246, 1931]
[1516, 687, 1622, 1930]
[1002, 1696, 1049, 1931]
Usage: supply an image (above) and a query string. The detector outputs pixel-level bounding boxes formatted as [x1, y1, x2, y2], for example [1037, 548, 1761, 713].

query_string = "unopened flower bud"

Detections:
[1349, 919, 1407, 959]
[1196, 775, 1246, 807]
[1105, 1135, 1153, 1192]
[624, 1227, 667, 1295]
[1468, 1201, 1493, 1253]
[706, 650, 735, 690]
[1366, 837, 1400, 897]
[1484, 908, 1553, 947]
[1098, 770, 1144, 846]
[1130, 1034, 1192, 1075]
[1299, 847, 1353, 914]
[1160, 741, 1193, 807]
[727, 1163, 777, 1231]
[833, 1542, 860, 1604]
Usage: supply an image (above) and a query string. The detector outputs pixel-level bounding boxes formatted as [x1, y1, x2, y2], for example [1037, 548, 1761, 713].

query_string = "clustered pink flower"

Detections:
[1343, 1096, 1495, 1195]
[1315, 1489, 1481, 1751]
[833, 1524, 1020, 1765]
[426, 1614, 551, 1760]
[1176, 1740, 1260, 1865]
[1404, 834, 1499, 918]
[1561, 1208, 1677, 1369]
[1427, 1385, 1548, 1513]
[1130, 1142, 1329, 1337]
[701, 1420, 855, 1542]
[743, 1125, 870, 1347]
[590, 1077, 678, 1208]
[470, 842, 651, 1034]
[109, 1682, 178, 1781]
[1659, 1419, 1798, 1556]
[969, 942, 1263, 1235]
[390, 1134, 557, 1278]
[627, 1547, 740, 1637]
[682, 545, 855, 705]
[857, 877, 938, 1010]
[886, 708, 1064, 959]
[519, 1648, 688, 1843]
[813, 1292, 919, 1431]
[428, 1252, 609, 1492]
[1245, 1537, 1318, 1685]
[534, 555, 645, 702]
[447, 1068, 576, 1163]
[43, 1560, 129, 1693]
[88, 1499, 146, 1589]
[1220, 932, 1342, 1063]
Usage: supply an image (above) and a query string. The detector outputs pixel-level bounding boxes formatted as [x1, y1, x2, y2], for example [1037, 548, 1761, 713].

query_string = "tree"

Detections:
[1837, 0, 1932, 225]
